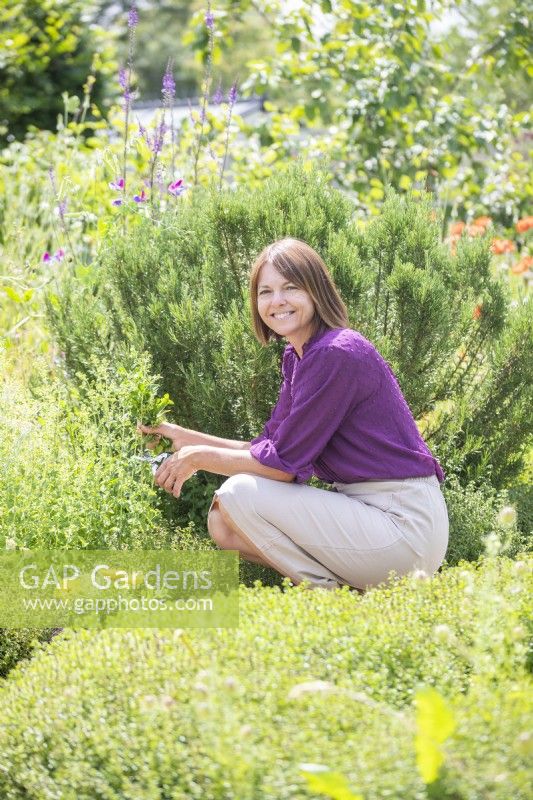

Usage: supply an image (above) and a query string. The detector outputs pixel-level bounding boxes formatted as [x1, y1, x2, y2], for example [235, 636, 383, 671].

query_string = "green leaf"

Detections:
[2, 286, 22, 303]
[415, 688, 456, 784]
[301, 769, 363, 800]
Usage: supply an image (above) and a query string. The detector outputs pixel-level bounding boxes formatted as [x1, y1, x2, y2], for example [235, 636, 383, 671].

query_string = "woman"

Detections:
[138, 238, 449, 591]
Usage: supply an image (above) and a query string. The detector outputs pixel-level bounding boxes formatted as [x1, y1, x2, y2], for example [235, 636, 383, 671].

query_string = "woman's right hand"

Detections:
[136, 422, 185, 452]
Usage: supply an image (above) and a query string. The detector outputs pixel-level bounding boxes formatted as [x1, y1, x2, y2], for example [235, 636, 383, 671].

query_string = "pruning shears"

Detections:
[133, 451, 174, 476]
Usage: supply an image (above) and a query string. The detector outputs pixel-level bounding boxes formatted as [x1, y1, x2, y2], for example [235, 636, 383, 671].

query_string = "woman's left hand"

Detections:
[154, 446, 198, 497]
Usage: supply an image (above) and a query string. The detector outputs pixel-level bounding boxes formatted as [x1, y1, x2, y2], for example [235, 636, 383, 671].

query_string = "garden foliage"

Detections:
[207, 0, 532, 222]
[0, 0, 116, 143]
[45, 165, 531, 562]
[0, 347, 194, 551]
[0, 556, 531, 798]
[0, 627, 56, 679]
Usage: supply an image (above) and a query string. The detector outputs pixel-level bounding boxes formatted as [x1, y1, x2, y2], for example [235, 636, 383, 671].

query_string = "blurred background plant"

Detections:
[0, 0, 117, 144]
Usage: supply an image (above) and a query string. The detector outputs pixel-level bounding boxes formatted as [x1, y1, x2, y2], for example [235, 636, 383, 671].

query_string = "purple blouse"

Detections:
[250, 326, 445, 485]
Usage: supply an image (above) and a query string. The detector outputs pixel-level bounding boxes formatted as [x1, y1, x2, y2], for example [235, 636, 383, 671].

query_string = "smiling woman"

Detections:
[139, 238, 448, 592]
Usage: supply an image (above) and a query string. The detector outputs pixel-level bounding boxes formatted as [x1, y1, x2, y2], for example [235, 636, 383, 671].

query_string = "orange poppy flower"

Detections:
[448, 233, 461, 255]
[516, 216, 533, 234]
[511, 255, 533, 275]
[491, 238, 516, 255]
[472, 304, 483, 320]
[466, 224, 486, 237]
[449, 221, 465, 235]
[473, 216, 492, 229]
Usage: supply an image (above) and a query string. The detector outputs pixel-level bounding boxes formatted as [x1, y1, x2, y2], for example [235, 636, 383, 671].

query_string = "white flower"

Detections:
[433, 624, 453, 643]
[287, 680, 334, 700]
[496, 505, 517, 528]
[298, 763, 330, 773]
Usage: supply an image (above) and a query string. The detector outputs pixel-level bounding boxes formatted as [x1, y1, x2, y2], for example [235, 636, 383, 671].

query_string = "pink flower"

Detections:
[109, 177, 125, 191]
[133, 189, 147, 203]
[168, 178, 186, 197]
[42, 249, 65, 263]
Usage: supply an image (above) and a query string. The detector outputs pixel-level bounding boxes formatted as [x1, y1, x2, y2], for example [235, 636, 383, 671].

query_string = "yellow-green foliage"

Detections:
[0, 557, 531, 799]
[0, 347, 191, 551]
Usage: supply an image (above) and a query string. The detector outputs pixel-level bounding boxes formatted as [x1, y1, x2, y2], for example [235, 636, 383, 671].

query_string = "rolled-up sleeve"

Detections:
[250, 345, 370, 483]
[250, 349, 294, 446]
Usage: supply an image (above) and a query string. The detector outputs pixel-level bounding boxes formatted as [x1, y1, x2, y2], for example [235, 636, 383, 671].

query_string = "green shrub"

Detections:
[0, 628, 57, 679]
[46, 165, 532, 534]
[507, 481, 533, 549]
[0, 557, 530, 799]
[443, 476, 524, 566]
[0, 348, 189, 550]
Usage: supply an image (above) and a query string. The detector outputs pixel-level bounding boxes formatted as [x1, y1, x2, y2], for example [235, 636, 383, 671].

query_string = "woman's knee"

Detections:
[207, 504, 230, 547]
[216, 473, 258, 504]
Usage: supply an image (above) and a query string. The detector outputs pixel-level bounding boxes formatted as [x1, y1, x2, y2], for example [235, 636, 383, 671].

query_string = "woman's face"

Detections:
[257, 262, 316, 351]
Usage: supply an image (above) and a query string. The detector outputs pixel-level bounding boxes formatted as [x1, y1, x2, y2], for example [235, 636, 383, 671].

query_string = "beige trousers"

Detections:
[212, 473, 449, 590]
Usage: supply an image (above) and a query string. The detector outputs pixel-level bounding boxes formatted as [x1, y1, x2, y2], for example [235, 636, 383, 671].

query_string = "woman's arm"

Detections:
[153, 444, 295, 497]
[187, 445, 294, 481]
[179, 428, 252, 451]
[137, 422, 251, 451]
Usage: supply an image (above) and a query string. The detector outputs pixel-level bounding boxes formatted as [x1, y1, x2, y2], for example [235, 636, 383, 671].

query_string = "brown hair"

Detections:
[249, 238, 349, 345]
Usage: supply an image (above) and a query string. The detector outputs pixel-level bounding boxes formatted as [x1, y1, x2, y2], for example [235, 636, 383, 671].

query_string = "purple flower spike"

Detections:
[162, 63, 176, 101]
[228, 81, 238, 106]
[48, 167, 58, 194]
[58, 200, 67, 220]
[205, 9, 215, 30]
[42, 252, 51, 262]
[119, 68, 128, 91]
[168, 179, 186, 197]
[109, 178, 125, 191]
[128, 4, 139, 28]
[213, 82, 223, 105]
[133, 189, 147, 203]
[112, 198, 123, 206]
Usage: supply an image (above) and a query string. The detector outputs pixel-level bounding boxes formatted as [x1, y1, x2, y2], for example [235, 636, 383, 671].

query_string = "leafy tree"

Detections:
[195, 0, 532, 223]
[0, 0, 116, 143]
[441, 0, 532, 113]
[87, 0, 275, 101]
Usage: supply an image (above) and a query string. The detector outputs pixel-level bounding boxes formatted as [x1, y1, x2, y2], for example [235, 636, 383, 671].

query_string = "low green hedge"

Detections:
[0, 628, 58, 679]
[0, 556, 530, 799]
